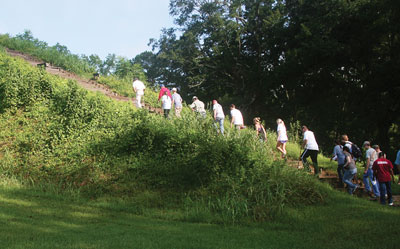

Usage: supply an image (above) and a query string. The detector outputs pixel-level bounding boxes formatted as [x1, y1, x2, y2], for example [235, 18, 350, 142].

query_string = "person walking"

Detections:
[171, 88, 183, 118]
[230, 104, 244, 130]
[331, 139, 346, 184]
[342, 146, 359, 195]
[161, 91, 172, 119]
[190, 96, 207, 118]
[158, 84, 172, 101]
[395, 149, 400, 185]
[132, 78, 146, 108]
[213, 100, 225, 134]
[276, 119, 288, 158]
[300, 126, 319, 175]
[373, 152, 395, 205]
[253, 117, 267, 142]
[363, 141, 380, 199]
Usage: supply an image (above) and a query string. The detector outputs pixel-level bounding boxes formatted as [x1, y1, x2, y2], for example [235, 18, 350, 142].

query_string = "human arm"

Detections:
[302, 139, 307, 149]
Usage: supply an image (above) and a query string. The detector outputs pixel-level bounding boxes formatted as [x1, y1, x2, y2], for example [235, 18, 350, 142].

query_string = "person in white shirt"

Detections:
[132, 78, 146, 108]
[363, 141, 380, 198]
[190, 96, 206, 118]
[161, 91, 172, 119]
[276, 118, 288, 158]
[300, 125, 319, 175]
[213, 100, 225, 134]
[171, 88, 183, 118]
[230, 104, 244, 129]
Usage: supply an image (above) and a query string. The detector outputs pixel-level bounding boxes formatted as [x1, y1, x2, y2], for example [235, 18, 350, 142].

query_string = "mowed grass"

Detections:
[1, 178, 399, 249]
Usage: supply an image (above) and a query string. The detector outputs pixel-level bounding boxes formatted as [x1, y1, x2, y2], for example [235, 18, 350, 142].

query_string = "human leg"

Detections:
[343, 170, 357, 194]
[310, 150, 319, 175]
[136, 94, 143, 108]
[337, 164, 344, 183]
[164, 109, 170, 118]
[378, 182, 387, 204]
[175, 107, 182, 117]
[386, 182, 393, 204]
[301, 149, 310, 171]
[276, 141, 284, 154]
[218, 118, 224, 134]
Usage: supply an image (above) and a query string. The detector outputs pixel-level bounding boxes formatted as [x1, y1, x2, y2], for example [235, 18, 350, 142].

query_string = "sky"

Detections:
[0, 0, 176, 59]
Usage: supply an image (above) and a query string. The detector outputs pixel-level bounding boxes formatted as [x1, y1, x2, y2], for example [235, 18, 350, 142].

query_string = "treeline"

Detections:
[0, 31, 147, 81]
[135, 0, 400, 158]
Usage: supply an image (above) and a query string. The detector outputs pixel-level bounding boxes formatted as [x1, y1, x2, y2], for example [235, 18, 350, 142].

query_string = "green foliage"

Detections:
[148, 0, 400, 159]
[0, 51, 330, 223]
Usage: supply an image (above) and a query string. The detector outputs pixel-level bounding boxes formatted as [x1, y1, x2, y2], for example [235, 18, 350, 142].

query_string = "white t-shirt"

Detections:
[303, 130, 319, 151]
[230, 109, 243, 125]
[190, 100, 206, 114]
[277, 123, 288, 141]
[161, 95, 172, 109]
[213, 103, 225, 119]
[366, 148, 377, 168]
[132, 80, 146, 95]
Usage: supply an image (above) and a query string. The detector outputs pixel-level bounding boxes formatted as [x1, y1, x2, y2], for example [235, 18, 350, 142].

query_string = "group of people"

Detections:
[331, 135, 398, 205]
[133, 79, 398, 206]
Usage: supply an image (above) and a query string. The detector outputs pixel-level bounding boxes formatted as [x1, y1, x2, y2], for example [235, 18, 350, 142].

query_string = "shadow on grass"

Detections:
[1, 185, 399, 249]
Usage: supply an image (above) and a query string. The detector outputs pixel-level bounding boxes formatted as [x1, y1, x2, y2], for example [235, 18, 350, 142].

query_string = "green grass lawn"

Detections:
[1, 179, 399, 249]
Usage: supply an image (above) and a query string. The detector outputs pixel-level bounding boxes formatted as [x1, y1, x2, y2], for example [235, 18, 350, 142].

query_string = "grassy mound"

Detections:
[0, 51, 330, 223]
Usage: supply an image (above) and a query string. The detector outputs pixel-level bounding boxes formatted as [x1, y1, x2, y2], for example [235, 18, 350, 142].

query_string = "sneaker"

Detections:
[389, 202, 394, 206]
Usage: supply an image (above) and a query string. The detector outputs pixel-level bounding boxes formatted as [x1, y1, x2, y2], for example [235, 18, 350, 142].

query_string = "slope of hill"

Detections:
[0, 50, 333, 224]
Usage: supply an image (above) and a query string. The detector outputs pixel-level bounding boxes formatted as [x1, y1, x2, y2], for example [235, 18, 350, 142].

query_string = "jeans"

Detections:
[214, 118, 224, 134]
[337, 163, 344, 182]
[378, 181, 393, 204]
[363, 168, 380, 197]
[343, 168, 358, 194]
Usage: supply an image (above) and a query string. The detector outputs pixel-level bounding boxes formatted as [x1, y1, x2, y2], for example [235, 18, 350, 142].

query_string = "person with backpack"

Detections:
[341, 134, 362, 161]
[372, 152, 395, 205]
[190, 96, 207, 118]
[363, 141, 380, 199]
[343, 146, 359, 195]
[300, 126, 319, 175]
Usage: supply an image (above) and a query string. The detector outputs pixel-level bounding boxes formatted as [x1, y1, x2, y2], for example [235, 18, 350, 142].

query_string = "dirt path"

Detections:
[5, 49, 162, 114]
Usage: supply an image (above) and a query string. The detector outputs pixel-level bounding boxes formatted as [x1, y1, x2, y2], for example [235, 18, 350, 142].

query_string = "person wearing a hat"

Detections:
[190, 96, 206, 118]
[171, 88, 183, 117]
[158, 84, 172, 101]
[363, 141, 380, 199]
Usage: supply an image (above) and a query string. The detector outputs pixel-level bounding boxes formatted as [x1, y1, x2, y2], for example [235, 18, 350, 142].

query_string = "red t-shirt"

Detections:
[372, 158, 393, 182]
[158, 87, 172, 100]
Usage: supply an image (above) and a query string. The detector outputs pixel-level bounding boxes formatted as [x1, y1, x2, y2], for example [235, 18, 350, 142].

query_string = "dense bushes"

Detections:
[0, 52, 329, 223]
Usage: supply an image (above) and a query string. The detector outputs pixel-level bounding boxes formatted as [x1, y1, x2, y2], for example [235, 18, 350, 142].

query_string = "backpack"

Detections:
[351, 143, 362, 158]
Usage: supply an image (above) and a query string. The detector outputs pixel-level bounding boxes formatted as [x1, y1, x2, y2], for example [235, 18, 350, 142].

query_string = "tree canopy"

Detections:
[137, 0, 400, 156]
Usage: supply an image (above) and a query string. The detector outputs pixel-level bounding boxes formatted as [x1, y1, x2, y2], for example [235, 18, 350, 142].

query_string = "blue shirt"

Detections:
[333, 145, 346, 165]
[395, 150, 400, 165]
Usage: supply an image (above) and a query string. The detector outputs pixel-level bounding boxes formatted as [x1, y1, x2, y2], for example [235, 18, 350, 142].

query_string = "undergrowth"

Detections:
[0, 51, 330, 224]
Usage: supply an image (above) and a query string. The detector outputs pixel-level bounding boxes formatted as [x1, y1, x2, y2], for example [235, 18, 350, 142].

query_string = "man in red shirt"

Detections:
[372, 152, 395, 205]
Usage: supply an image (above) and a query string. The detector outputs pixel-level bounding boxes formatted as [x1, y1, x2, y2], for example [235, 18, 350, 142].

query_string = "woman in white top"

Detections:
[276, 118, 288, 158]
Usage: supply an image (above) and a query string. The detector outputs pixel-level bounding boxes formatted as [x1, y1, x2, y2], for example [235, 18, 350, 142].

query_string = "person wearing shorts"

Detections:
[276, 118, 288, 158]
